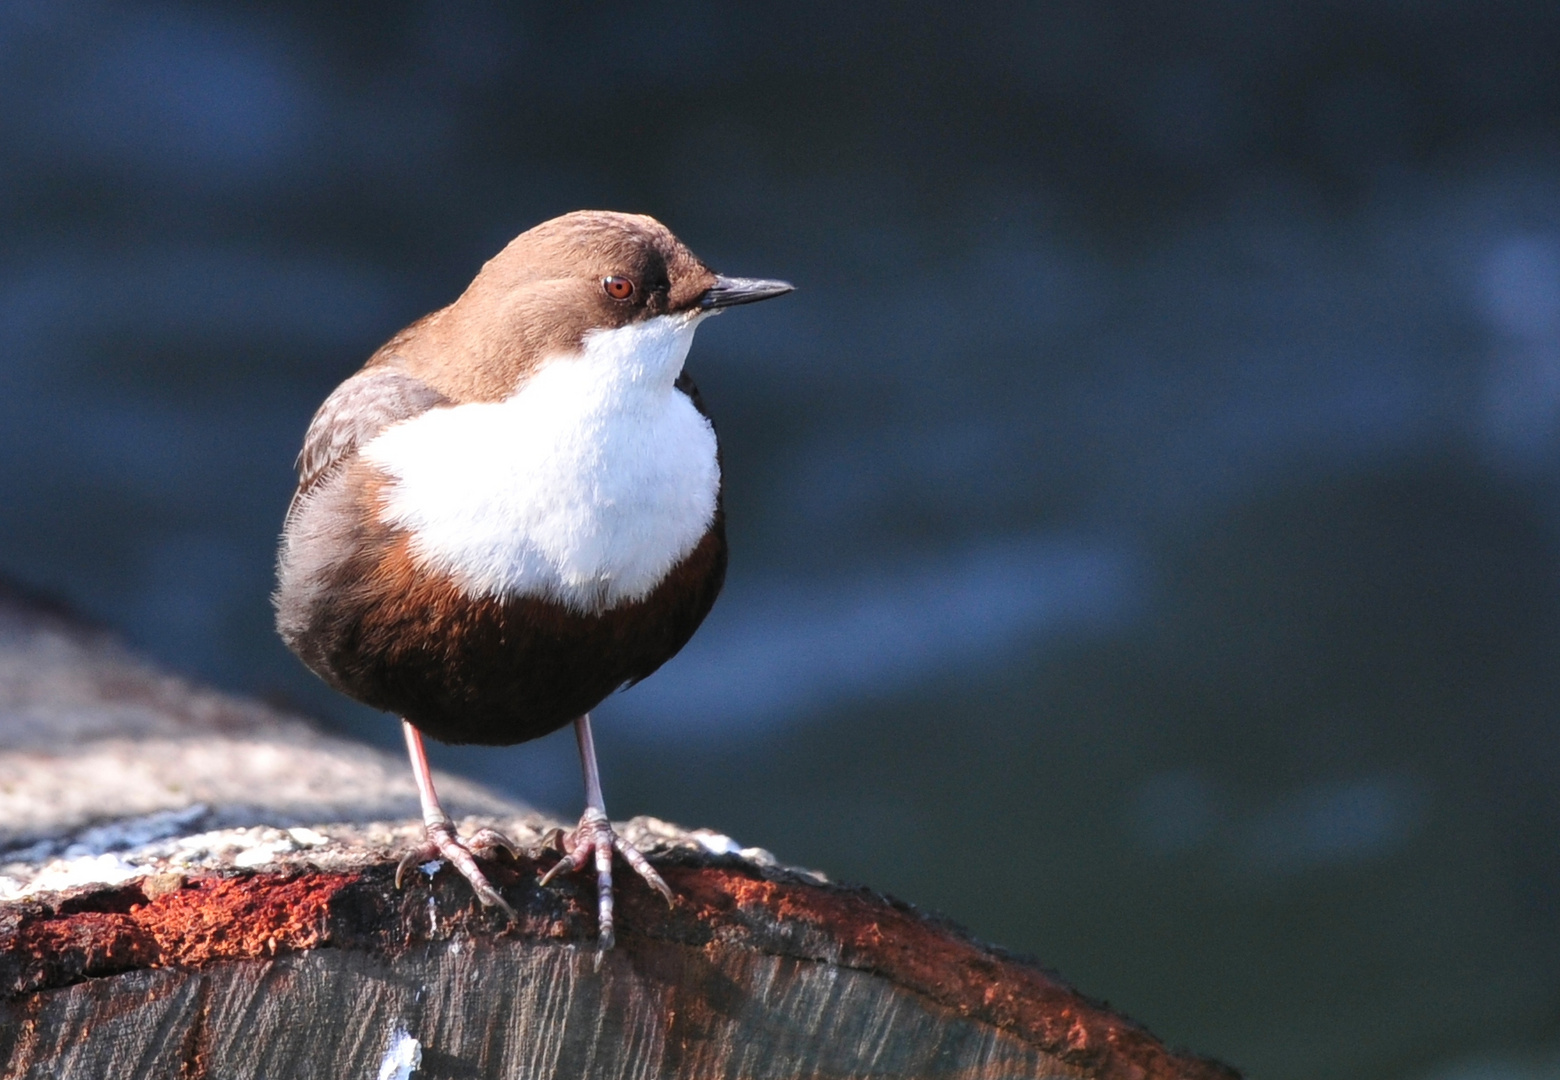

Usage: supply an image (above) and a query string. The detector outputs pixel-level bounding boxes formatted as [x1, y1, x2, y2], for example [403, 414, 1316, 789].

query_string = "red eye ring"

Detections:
[603, 276, 635, 301]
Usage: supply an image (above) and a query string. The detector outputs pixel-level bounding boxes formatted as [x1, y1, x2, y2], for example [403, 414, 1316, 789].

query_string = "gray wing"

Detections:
[288, 368, 448, 519]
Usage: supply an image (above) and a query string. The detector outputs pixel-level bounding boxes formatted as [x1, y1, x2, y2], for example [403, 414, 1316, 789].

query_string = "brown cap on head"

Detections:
[365, 211, 790, 403]
[476, 211, 719, 318]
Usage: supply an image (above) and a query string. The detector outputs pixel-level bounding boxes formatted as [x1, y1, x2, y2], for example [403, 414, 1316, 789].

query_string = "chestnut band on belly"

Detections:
[305, 515, 727, 746]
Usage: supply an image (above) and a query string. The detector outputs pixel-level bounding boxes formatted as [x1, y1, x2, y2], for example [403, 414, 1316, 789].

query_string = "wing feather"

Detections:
[287, 369, 448, 519]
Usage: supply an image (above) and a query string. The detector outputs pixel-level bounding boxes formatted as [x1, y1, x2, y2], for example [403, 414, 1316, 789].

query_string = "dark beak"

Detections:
[697, 275, 795, 311]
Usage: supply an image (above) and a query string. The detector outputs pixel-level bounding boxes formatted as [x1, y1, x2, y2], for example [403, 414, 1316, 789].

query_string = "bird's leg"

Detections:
[539, 713, 673, 949]
[395, 720, 517, 918]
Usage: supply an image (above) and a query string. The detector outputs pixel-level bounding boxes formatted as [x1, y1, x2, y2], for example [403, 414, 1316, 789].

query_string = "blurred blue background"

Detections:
[4, 3, 1560, 1076]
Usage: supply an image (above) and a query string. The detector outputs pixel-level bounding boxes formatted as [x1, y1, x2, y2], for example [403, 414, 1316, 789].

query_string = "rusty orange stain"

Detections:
[2, 861, 1236, 1080]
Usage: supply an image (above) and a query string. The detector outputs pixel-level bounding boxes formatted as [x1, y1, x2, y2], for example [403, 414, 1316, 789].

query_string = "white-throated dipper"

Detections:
[274, 211, 792, 946]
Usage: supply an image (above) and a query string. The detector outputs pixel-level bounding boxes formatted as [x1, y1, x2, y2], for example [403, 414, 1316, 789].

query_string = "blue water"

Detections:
[3, 4, 1560, 1076]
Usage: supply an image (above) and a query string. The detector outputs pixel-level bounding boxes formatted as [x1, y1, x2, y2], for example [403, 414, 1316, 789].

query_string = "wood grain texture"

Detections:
[4, 945, 1077, 1079]
[0, 850, 1239, 1080]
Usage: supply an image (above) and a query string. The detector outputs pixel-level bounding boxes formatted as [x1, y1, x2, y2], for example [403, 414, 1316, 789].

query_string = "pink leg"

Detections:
[396, 720, 518, 918]
[538, 714, 673, 949]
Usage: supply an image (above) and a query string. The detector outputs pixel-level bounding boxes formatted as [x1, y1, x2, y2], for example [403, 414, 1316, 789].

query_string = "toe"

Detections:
[467, 827, 520, 860]
[403, 822, 519, 920]
[539, 845, 589, 887]
[443, 854, 516, 919]
[537, 811, 677, 946]
[395, 844, 437, 889]
[471, 880, 518, 919]
[613, 836, 674, 905]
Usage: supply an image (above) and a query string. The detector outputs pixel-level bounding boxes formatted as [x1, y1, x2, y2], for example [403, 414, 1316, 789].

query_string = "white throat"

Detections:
[363, 312, 720, 612]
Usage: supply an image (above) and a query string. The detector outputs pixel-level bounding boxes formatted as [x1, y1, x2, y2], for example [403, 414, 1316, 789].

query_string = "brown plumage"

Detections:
[272, 210, 791, 942]
[275, 212, 745, 744]
[356, 211, 717, 405]
[280, 373, 726, 747]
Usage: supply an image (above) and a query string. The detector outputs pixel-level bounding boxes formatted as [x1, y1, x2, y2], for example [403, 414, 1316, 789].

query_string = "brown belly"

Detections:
[290, 522, 726, 746]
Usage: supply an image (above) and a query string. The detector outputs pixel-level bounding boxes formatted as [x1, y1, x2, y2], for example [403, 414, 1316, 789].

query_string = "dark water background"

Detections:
[5, 3, 1560, 1076]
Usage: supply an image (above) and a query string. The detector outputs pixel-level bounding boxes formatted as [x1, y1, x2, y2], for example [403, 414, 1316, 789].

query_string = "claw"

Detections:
[467, 827, 520, 860]
[537, 826, 568, 855]
[538, 845, 586, 888]
[614, 835, 675, 906]
[400, 820, 517, 920]
[394, 848, 425, 890]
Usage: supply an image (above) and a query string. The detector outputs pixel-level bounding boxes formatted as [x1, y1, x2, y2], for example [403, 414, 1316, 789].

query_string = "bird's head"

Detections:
[417, 211, 792, 400]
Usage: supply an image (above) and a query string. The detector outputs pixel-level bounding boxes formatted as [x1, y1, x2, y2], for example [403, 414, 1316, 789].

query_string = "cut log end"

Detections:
[0, 822, 1237, 1080]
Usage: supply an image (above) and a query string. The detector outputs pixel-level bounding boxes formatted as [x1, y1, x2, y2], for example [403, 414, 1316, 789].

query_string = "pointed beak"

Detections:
[697, 275, 795, 311]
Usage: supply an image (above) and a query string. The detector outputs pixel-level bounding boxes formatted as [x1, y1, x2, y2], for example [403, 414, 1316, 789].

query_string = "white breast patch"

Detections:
[362, 313, 720, 613]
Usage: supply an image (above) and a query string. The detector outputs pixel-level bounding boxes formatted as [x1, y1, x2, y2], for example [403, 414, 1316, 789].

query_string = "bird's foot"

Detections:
[538, 808, 673, 950]
[396, 819, 518, 919]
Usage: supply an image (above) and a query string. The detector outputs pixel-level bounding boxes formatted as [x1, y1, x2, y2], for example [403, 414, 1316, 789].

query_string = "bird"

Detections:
[274, 210, 792, 947]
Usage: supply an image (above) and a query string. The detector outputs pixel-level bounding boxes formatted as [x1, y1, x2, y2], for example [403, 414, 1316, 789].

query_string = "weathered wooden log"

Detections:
[0, 582, 1237, 1079]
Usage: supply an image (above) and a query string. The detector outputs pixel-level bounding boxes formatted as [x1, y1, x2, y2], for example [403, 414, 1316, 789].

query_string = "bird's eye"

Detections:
[602, 276, 635, 301]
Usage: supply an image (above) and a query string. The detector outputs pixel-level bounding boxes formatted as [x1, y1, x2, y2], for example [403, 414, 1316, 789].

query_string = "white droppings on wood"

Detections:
[2, 822, 339, 898]
[376, 1024, 422, 1080]
[691, 828, 741, 855]
[0, 852, 141, 898]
